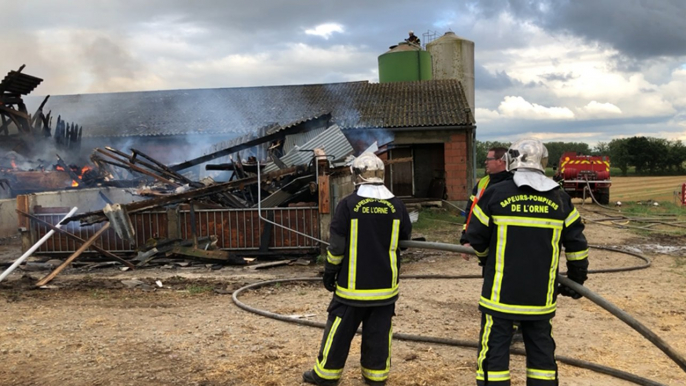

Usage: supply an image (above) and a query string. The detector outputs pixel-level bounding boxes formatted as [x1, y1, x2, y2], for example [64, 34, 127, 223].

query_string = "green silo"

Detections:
[378, 42, 433, 83]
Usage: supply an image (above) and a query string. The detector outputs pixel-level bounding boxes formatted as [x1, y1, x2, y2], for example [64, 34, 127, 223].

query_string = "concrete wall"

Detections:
[0, 198, 18, 238]
[24, 187, 141, 213]
[1, 187, 142, 238]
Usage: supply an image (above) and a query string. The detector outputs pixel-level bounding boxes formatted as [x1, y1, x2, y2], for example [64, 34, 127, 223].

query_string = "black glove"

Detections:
[558, 284, 582, 299]
[323, 271, 337, 292]
[566, 265, 588, 285]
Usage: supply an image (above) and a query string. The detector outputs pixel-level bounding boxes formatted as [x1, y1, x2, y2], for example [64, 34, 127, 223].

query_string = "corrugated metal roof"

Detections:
[29, 80, 474, 138]
[264, 124, 353, 173]
[282, 126, 327, 154]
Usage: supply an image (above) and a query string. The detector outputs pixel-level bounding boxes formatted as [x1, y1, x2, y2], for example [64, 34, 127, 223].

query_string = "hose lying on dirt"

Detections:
[232, 241, 686, 386]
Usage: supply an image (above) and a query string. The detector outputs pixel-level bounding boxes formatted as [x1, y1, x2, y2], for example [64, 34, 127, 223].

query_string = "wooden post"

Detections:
[16, 210, 134, 269]
[36, 222, 111, 286]
[16, 194, 32, 252]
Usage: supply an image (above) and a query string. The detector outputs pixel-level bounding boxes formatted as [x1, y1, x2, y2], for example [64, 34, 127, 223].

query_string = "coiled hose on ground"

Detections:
[232, 241, 686, 386]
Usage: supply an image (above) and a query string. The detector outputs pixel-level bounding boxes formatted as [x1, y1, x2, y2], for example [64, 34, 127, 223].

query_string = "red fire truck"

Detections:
[553, 152, 611, 205]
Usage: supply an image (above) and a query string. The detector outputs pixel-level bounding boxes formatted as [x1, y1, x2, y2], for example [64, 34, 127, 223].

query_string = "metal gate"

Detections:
[31, 207, 320, 254]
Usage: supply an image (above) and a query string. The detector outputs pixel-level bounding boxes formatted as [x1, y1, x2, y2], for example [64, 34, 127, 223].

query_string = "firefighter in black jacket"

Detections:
[465, 139, 589, 386]
[460, 146, 510, 248]
[303, 152, 412, 386]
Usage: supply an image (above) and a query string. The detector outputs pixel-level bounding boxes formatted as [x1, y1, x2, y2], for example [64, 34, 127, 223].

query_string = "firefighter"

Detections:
[465, 139, 589, 386]
[406, 30, 420, 45]
[302, 152, 412, 386]
[459, 146, 525, 344]
[459, 146, 510, 251]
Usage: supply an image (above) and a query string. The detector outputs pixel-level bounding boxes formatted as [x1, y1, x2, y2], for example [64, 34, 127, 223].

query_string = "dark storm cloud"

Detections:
[476, 0, 686, 60]
[475, 64, 521, 90]
[538, 72, 578, 82]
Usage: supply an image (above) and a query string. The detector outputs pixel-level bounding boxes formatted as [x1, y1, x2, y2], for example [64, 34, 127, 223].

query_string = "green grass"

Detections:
[90, 289, 109, 299]
[185, 284, 214, 295]
[617, 200, 686, 217]
[412, 208, 464, 235]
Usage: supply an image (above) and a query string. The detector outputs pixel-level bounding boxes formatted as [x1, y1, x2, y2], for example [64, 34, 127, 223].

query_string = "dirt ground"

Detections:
[1, 205, 686, 386]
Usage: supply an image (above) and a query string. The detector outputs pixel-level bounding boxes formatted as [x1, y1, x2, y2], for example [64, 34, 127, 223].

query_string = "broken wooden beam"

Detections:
[65, 166, 303, 225]
[15, 209, 135, 269]
[36, 222, 111, 286]
[55, 153, 81, 182]
[94, 148, 181, 187]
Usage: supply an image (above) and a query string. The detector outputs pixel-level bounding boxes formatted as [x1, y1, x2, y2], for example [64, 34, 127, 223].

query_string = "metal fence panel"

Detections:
[31, 207, 319, 253]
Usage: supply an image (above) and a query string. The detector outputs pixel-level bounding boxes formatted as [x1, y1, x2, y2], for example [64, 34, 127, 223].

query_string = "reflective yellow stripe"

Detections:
[479, 296, 557, 315]
[362, 366, 389, 381]
[465, 176, 491, 231]
[560, 159, 569, 173]
[472, 204, 490, 226]
[361, 320, 393, 382]
[488, 215, 562, 311]
[491, 224, 507, 302]
[389, 219, 400, 286]
[566, 249, 588, 261]
[348, 219, 358, 290]
[327, 250, 343, 265]
[386, 320, 393, 373]
[476, 370, 511, 381]
[527, 368, 556, 380]
[475, 248, 489, 258]
[546, 228, 562, 306]
[493, 216, 563, 229]
[314, 317, 344, 380]
[565, 208, 580, 227]
[477, 175, 490, 196]
[476, 314, 493, 377]
[335, 285, 399, 301]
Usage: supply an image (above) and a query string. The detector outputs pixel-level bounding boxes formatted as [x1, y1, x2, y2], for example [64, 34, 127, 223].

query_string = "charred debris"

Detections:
[8, 105, 361, 283]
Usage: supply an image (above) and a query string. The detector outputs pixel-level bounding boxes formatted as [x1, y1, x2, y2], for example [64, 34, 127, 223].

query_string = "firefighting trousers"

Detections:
[312, 300, 394, 383]
[476, 313, 558, 386]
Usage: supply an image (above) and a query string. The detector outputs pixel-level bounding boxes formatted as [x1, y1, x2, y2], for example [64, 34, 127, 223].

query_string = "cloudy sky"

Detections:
[2, 0, 685, 146]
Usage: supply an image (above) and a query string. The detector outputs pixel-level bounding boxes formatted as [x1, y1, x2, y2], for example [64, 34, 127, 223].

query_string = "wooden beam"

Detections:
[16, 209, 134, 269]
[35, 222, 111, 286]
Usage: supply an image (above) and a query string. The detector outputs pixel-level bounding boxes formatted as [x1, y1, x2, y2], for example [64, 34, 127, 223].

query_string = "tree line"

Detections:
[475, 136, 686, 176]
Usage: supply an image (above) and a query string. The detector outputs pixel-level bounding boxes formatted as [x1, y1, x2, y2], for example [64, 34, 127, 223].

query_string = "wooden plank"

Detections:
[16, 210, 134, 269]
[318, 174, 330, 214]
[36, 222, 111, 286]
[245, 260, 292, 270]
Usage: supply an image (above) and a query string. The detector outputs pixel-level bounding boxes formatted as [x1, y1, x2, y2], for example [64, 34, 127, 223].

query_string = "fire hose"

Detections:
[232, 240, 686, 386]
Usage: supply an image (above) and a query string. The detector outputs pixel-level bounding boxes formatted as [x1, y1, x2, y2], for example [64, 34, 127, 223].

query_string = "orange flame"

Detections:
[11, 159, 17, 169]
[56, 165, 65, 171]
[71, 180, 79, 187]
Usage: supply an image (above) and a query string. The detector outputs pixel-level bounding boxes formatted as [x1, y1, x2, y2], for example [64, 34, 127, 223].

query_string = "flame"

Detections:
[11, 159, 17, 169]
[81, 165, 92, 175]
[56, 165, 65, 171]
[71, 180, 79, 187]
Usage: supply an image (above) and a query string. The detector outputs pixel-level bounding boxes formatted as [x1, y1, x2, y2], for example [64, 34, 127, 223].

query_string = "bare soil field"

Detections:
[1, 204, 686, 385]
[610, 176, 686, 203]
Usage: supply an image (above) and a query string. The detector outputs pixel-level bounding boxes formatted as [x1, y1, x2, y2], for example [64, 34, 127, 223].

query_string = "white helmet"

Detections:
[409, 30, 414, 34]
[505, 139, 548, 172]
[351, 152, 385, 185]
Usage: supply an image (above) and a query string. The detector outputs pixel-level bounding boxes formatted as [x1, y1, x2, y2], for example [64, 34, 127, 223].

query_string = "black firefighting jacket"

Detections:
[465, 179, 589, 320]
[326, 192, 412, 307]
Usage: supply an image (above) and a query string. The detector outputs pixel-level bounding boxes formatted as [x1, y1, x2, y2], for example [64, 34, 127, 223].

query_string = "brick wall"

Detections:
[444, 133, 468, 200]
